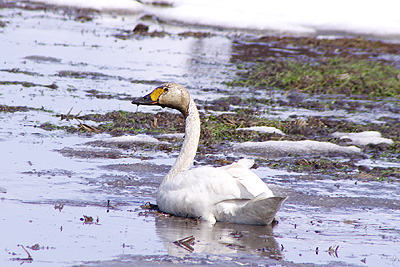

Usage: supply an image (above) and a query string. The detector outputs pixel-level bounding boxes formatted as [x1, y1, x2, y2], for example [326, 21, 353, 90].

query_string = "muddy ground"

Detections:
[1, 1, 400, 267]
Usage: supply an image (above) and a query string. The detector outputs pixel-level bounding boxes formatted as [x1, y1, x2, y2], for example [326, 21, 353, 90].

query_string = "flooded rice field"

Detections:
[1, 2, 400, 267]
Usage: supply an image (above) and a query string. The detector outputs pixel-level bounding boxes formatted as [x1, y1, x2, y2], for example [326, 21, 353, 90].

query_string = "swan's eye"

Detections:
[164, 88, 169, 92]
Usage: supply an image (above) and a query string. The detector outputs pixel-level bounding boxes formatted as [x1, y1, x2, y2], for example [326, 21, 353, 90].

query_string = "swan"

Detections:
[131, 83, 287, 225]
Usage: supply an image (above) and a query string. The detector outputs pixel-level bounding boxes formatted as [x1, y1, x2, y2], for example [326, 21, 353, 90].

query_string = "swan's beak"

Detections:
[131, 87, 164, 106]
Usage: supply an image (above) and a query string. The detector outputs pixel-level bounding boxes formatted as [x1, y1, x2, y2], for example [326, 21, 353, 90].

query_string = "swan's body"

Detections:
[132, 83, 286, 225]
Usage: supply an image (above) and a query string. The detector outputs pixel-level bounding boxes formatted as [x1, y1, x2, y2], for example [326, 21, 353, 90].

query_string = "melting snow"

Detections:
[157, 133, 185, 139]
[356, 158, 400, 168]
[237, 126, 285, 135]
[233, 140, 362, 156]
[332, 131, 394, 146]
[152, 0, 400, 38]
[105, 134, 161, 144]
[28, 0, 400, 38]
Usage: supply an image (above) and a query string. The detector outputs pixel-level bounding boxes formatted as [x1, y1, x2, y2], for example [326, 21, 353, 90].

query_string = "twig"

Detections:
[328, 245, 339, 258]
[19, 245, 32, 260]
[60, 108, 97, 132]
[173, 235, 195, 252]
[11, 244, 33, 263]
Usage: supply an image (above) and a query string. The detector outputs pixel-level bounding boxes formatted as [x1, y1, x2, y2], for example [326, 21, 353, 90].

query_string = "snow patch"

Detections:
[356, 159, 400, 168]
[233, 140, 362, 156]
[105, 134, 161, 144]
[332, 131, 393, 146]
[27, 0, 400, 38]
[237, 126, 285, 135]
[157, 133, 185, 139]
[152, 0, 400, 38]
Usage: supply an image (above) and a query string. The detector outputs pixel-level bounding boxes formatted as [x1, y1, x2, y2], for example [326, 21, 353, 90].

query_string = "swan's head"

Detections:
[131, 83, 190, 117]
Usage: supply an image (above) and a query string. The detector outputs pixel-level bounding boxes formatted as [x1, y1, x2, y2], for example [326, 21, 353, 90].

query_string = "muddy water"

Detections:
[1, 3, 400, 267]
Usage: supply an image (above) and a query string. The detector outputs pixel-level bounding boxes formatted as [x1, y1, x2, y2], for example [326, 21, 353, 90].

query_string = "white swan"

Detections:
[132, 83, 287, 225]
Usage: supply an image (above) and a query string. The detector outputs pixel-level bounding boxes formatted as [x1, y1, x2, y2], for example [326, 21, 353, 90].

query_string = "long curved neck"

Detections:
[162, 97, 200, 184]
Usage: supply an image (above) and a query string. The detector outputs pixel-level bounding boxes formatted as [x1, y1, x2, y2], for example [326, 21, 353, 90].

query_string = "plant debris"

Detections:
[80, 215, 99, 224]
[328, 245, 339, 258]
[11, 245, 33, 263]
[173, 235, 196, 252]
[37, 105, 400, 181]
[54, 202, 64, 212]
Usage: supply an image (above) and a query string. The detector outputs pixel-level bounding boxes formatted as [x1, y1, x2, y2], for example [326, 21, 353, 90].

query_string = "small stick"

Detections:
[18, 244, 33, 261]
[173, 235, 195, 252]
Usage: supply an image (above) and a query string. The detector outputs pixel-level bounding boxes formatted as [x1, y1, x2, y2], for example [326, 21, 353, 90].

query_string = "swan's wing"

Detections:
[160, 166, 246, 199]
[157, 166, 247, 221]
[163, 158, 274, 200]
[157, 159, 275, 222]
[221, 158, 274, 198]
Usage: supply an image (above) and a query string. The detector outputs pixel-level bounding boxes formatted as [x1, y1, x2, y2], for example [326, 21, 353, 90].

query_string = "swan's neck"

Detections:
[162, 97, 200, 184]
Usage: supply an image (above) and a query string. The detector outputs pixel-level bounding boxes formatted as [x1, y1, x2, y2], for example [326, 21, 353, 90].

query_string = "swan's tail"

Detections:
[239, 193, 288, 225]
[215, 193, 288, 225]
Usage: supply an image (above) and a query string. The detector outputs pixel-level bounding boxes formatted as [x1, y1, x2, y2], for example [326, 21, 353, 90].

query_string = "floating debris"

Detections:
[107, 199, 116, 210]
[11, 244, 33, 263]
[328, 245, 339, 258]
[140, 202, 158, 211]
[54, 202, 64, 212]
[229, 231, 244, 239]
[80, 215, 99, 225]
[173, 235, 196, 252]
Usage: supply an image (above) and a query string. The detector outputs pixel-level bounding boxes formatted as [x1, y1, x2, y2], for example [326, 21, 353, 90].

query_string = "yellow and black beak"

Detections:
[131, 87, 164, 106]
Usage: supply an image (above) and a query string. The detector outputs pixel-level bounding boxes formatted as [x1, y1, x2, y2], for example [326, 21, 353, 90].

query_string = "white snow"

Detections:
[28, 0, 400, 38]
[152, 0, 400, 38]
[356, 158, 400, 168]
[157, 133, 185, 139]
[237, 126, 285, 135]
[233, 140, 362, 156]
[332, 131, 394, 146]
[105, 134, 161, 144]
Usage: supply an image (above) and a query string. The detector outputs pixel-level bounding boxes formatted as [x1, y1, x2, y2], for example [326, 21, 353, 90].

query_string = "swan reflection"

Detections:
[155, 215, 283, 260]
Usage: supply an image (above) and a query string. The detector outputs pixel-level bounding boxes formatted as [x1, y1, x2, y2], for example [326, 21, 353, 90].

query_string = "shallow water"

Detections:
[1, 3, 400, 267]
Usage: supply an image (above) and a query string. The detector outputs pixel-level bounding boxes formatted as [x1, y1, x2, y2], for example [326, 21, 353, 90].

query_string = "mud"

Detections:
[232, 36, 400, 62]
[1, 2, 400, 267]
